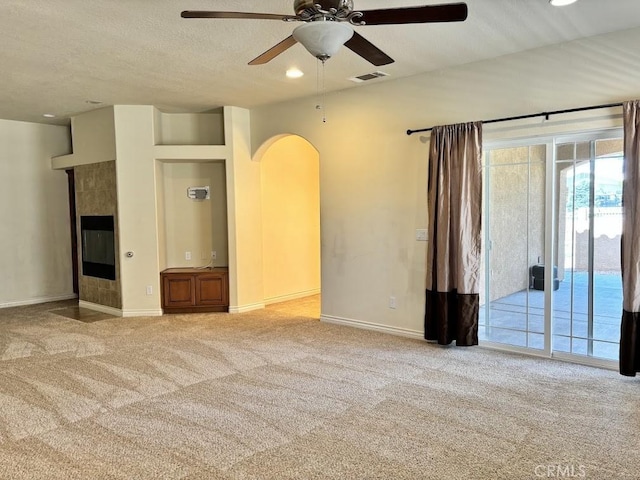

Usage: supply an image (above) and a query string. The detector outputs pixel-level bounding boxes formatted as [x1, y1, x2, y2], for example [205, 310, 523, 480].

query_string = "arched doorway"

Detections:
[255, 134, 321, 317]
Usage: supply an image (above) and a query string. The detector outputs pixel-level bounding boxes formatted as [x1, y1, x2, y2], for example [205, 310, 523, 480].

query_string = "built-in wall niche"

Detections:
[155, 161, 229, 271]
[81, 215, 116, 280]
[153, 109, 224, 146]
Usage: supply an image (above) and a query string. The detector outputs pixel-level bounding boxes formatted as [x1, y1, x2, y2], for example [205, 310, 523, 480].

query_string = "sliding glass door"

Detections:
[480, 130, 623, 366]
[553, 135, 623, 362]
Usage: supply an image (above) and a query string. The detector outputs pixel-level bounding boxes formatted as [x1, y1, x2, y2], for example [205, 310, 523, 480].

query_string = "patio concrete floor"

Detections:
[479, 270, 621, 361]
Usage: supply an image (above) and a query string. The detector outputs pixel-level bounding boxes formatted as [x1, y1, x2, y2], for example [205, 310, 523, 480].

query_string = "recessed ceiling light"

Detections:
[286, 68, 304, 79]
[43, 113, 55, 118]
[550, 0, 578, 6]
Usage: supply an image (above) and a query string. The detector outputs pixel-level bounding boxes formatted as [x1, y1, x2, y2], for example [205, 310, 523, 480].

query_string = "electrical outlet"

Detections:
[185, 251, 191, 261]
[389, 296, 397, 309]
[146, 285, 153, 295]
[211, 251, 217, 260]
[416, 229, 428, 241]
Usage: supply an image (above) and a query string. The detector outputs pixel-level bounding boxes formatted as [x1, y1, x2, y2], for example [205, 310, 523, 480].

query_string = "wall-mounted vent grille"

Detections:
[348, 71, 389, 83]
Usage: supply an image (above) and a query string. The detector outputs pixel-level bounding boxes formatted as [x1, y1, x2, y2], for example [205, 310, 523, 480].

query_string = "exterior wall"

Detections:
[572, 207, 622, 273]
[574, 231, 621, 272]
[0, 119, 73, 307]
[487, 145, 545, 301]
[74, 161, 121, 309]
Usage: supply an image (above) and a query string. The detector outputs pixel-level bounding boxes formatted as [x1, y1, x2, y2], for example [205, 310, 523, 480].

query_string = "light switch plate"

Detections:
[416, 229, 428, 241]
[389, 296, 397, 309]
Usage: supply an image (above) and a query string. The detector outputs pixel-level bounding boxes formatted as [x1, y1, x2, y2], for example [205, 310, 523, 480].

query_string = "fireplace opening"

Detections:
[81, 215, 116, 280]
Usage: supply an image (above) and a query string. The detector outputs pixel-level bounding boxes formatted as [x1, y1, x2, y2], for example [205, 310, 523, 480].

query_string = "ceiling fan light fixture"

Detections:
[549, 0, 578, 6]
[292, 21, 354, 61]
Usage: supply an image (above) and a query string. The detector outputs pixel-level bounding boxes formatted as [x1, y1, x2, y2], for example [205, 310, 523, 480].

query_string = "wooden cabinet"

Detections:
[161, 267, 229, 313]
[162, 273, 195, 308]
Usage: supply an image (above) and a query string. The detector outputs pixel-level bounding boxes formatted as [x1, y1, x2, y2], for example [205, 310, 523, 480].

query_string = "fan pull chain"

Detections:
[321, 59, 326, 123]
[315, 58, 327, 123]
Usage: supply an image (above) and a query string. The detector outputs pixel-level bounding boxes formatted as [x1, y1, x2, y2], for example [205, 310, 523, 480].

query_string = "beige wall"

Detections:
[225, 107, 265, 312]
[250, 40, 631, 336]
[260, 136, 320, 303]
[75, 161, 121, 309]
[113, 105, 163, 316]
[0, 119, 73, 307]
[253, 98, 428, 332]
[70, 107, 115, 165]
[154, 111, 225, 146]
[51, 107, 116, 170]
[159, 162, 228, 268]
[155, 162, 168, 272]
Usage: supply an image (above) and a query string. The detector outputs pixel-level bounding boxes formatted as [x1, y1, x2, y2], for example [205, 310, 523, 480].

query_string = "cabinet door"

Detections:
[162, 274, 195, 307]
[195, 273, 228, 306]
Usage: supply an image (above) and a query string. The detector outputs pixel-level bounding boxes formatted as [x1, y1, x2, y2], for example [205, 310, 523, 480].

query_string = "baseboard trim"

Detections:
[122, 309, 163, 318]
[478, 342, 618, 371]
[264, 289, 321, 306]
[320, 314, 423, 340]
[0, 293, 77, 310]
[79, 301, 123, 317]
[550, 351, 618, 371]
[229, 302, 265, 314]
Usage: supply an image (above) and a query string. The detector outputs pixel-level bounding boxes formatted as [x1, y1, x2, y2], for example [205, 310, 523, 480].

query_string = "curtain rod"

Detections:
[406, 102, 623, 136]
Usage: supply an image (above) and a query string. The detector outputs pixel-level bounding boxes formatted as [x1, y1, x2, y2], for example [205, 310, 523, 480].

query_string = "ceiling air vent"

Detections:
[348, 71, 389, 83]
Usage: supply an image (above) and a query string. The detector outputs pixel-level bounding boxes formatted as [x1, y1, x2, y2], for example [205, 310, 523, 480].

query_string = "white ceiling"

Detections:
[2, 0, 640, 125]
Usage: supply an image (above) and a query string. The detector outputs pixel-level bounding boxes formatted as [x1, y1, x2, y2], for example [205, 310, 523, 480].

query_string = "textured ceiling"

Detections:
[2, 0, 640, 125]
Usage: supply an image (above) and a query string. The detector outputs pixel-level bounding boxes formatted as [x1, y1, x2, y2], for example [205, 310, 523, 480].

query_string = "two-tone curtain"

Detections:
[425, 122, 482, 346]
[621, 100, 640, 376]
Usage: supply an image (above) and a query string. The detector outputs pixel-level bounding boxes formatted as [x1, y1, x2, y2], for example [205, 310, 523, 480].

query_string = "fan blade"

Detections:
[344, 32, 394, 66]
[358, 3, 468, 25]
[249, 36, 298, 65]
[181, 11, 296, 21]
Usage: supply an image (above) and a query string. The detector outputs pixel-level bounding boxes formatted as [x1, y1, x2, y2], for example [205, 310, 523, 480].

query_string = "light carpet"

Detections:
[0, 296, 638, 479]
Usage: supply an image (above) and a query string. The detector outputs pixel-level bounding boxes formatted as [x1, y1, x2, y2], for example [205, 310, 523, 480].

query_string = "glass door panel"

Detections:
[479, 145, 546, 350]
[554, 148, 591, 356]
[592, 139, 623, 360]
[553, 137, 623, 361]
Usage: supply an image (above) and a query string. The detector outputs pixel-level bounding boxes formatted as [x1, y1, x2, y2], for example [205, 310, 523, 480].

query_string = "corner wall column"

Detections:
[114, 106, 163, 316]
[224, 106, 265, 312]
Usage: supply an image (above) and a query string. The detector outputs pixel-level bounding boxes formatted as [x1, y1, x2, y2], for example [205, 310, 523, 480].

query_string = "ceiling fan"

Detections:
[182, 1, 468, 66]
